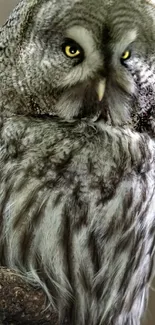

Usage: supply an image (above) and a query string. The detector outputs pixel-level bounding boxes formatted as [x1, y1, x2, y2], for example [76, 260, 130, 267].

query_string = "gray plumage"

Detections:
[0, 1, 155, 324]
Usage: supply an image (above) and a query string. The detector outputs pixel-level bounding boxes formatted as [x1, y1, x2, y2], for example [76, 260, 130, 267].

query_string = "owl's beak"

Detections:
[96, 79, 106, 102]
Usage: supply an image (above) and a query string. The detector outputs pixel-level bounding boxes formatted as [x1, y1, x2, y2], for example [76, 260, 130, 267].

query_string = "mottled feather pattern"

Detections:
[0, 116, 155, 325]
[1, 0, 155, 324]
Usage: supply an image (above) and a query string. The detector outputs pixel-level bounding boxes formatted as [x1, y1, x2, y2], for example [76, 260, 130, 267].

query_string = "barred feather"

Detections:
[0, 116, 155, 324]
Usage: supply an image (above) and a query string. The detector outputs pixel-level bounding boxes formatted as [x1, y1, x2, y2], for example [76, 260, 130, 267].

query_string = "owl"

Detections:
[1, 0, 155, 324]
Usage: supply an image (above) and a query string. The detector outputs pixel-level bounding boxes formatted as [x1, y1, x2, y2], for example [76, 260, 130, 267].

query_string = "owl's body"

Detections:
[1, 0, 155, 324]
[1, 115, 155, 325]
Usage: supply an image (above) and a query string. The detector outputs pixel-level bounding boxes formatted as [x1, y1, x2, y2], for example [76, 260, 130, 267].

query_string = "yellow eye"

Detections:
[64, 45, 81, 58]
[121, 50, 131, 60]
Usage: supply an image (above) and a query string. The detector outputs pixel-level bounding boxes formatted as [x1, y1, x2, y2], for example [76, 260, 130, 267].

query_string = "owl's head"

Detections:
[0, 0, 155, 129]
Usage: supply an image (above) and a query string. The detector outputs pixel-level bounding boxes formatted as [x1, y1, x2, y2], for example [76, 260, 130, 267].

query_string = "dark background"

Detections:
[0, 1, 154, 324]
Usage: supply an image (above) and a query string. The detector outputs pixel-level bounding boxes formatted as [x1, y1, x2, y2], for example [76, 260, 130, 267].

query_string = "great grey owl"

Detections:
[0, 0, 155, 324]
